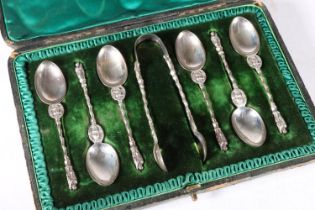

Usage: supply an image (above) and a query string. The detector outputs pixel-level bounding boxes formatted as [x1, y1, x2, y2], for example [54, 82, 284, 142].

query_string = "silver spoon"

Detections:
[229, 16, 287, 134]
[175, 30, 228, 151]
[97, 45, 144, 171]
[211, 32, 266, 147]
[74, 62, 119, 186]
[35, 60, 78, 190]
[134, 34, 207, 161]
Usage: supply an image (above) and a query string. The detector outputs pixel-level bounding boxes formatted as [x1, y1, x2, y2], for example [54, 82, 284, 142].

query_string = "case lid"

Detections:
[0, 0, 217, 46]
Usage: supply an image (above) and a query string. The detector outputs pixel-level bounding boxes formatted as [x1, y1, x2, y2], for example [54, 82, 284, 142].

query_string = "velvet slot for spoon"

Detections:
[175, 30, 228, 151]
[229, 16, 287, 134]
[96, 45, 144, 171]
[210, 32, 266, 147]
[74, 62, 120, 186]
[35, 60, 78, 190]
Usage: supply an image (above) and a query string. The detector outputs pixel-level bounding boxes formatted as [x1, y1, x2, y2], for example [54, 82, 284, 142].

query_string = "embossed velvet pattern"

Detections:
[24, 13, 312, 208]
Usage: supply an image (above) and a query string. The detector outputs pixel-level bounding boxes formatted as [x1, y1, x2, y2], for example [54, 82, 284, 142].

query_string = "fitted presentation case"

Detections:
[1, 0, 315, 209]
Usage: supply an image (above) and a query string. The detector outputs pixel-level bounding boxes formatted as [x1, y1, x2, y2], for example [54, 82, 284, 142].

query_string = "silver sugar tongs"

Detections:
[134, 34, 208, 167]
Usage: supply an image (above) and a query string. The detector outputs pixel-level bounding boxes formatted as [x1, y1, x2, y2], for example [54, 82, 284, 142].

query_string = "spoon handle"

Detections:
[247, 55, 288, 134]
[75, 63, 106, 144]
[188, 68, 228, 150]
[210, 32, 239, 90]
[111, 86, 144, 171]
[75, 63, 97, 125]
[211, 32, 249, 108]
[198, 82, 228, 151]
[48, 103, 78, 190]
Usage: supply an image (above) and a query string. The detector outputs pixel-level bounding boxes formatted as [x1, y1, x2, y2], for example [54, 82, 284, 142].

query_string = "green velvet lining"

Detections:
[0, 0, 216, 42]
[13, 4, 315, 210]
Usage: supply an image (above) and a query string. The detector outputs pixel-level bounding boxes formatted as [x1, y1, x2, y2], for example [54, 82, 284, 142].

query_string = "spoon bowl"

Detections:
[175, 30, 206, 71]
[35, 60, 66, 104]
[86, 142, 120, 186]
[229, 16, 260, 57]
[232, 107, 266, 147]
[97, 45, 128, 88]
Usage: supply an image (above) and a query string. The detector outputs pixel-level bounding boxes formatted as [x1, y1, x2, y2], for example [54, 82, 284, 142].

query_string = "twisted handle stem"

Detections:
[198, 83, 228, 151]
[75, 62, 105, 143]
[247, 55, 287, 134]
[210, 32, 239, 90]
[75, 62, 97, 125]
[117, 100, 144, 170]
[256, 67, 287, 133]
[49, 103, 78, 190]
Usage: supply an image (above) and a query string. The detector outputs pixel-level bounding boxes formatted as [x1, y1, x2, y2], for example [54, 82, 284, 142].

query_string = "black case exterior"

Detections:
[2, 1, 315, 209]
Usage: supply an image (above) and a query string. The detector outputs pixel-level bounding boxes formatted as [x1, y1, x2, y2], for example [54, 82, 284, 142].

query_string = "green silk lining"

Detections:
[0, 0, 216, 41]
[13, 4, 315, 210]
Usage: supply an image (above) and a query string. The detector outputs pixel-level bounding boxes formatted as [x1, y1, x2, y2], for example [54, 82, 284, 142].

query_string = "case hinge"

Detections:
[255, 0, 264, 7]
[9, 51, 19, 59]
[185, 184, 201, 201]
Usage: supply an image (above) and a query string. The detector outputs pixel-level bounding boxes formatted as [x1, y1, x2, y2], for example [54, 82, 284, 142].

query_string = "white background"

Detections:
[0, 0, 314, 209]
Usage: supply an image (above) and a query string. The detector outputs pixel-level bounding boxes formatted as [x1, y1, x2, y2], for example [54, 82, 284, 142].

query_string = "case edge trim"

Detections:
[12, 4, 315, 210]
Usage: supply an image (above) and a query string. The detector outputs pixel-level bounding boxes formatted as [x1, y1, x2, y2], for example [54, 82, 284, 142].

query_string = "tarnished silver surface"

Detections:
[211, 31, 266, 147]
[75, 62, 119, 186]
[229, 16, 260, 57]
[86, 142, 119, 186]
[175, 30, 228, 151]
[97, 45, 128, 88]
[96, 47, 144, 171]
[229, 16, 287, 134]
[35, 60, 66, 105]
[175, 30, 206, 71]
[35, 61, 78, 190]
[232, 107, 266, 147]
